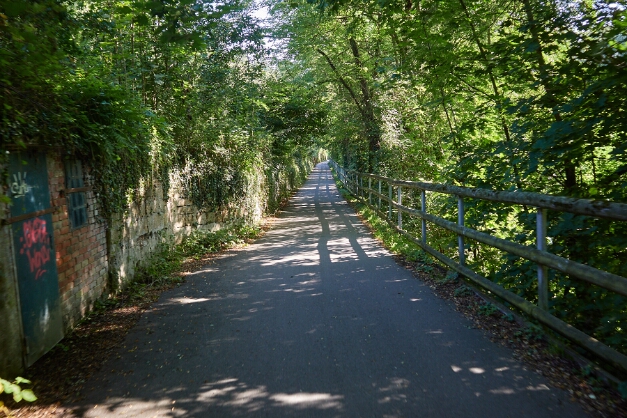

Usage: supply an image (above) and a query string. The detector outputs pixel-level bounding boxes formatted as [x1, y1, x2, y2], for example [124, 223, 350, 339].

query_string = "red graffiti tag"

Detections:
[19, 217, 51, 280]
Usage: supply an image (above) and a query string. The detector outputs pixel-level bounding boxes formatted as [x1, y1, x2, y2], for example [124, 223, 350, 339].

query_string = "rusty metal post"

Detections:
[537, 208, 549, 311]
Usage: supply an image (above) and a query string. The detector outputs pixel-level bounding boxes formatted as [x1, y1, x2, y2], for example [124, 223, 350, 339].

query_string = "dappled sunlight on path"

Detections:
[71, 162, 585, 417]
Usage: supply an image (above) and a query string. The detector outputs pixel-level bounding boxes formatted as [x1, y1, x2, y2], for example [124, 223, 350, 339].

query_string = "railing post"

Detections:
[458, 196, 465, 265]
[537, 208, 549, 311]
[398, 186, 403, 229]
[368, 177, 372, 205]
[378, 180, 382, 211]
[388, 184, 392, 219]
[348, 172, 351, 191]
[421, 190, 427, 245]
[360, 175, 363, 198]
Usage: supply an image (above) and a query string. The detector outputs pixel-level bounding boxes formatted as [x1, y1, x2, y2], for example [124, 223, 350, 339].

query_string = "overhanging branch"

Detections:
[315, 48, 364, 115]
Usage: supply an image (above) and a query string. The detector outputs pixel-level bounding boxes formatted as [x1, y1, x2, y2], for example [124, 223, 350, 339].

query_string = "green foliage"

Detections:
[406, 249, 429, 263]
[454, 286, 474, 298]
[415, 264, 434, 274]
[134, 242, 182, 287]
[179, 224, 262, 260]
[0, 0, 74, 143]
[436, 270, 458, 284]
[0, 0, 326, 226]
[477, 302, 499, 317]
[0, 376, 36, 416]
[516, 323, 544, 342]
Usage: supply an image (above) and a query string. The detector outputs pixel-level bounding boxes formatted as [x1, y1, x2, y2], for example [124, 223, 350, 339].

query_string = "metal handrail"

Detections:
[329, 160, 627, 372]
[355, 173, 627, 221]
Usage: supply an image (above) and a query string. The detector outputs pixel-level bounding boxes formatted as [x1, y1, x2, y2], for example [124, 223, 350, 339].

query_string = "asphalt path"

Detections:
[72, 162, 587, 417]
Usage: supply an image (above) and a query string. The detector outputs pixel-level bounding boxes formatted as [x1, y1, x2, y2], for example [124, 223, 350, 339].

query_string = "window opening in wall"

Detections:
[65, 160, 88, 229]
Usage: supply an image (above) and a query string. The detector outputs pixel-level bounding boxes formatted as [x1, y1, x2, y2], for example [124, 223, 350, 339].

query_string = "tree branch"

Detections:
[315, 48, 364, 115]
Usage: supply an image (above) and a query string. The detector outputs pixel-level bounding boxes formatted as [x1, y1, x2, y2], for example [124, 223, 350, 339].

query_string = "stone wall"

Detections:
[106, 159, 275, 289]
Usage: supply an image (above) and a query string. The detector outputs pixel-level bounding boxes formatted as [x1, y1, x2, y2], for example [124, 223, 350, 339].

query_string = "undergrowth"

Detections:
[179, 224, 262, 260]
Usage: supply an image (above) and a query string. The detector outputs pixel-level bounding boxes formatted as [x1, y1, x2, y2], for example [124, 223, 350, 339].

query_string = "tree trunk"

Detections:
[349, 38, 380, 172]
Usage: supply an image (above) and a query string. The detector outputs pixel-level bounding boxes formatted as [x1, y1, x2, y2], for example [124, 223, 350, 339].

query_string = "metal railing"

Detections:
[329, 160, 627, 372]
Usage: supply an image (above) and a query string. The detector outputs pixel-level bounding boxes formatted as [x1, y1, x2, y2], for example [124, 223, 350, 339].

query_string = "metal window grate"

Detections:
[65, 160, 87, 229]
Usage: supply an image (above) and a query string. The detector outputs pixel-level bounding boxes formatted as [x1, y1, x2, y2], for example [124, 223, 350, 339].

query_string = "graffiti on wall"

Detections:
[11, 172, 30, 198]
[18, 217, 52, 280]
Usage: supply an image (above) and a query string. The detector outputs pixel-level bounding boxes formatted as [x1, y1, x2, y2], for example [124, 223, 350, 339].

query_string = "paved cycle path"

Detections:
[72, 162, 586, 417]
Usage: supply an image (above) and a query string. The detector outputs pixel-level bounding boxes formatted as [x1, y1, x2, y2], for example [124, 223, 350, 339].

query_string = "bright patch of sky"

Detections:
[250, 0, 288, 60]
[251, 1, 270, 22]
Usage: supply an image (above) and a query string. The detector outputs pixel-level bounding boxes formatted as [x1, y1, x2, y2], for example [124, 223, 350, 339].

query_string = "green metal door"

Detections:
[8, 151, 64, 366]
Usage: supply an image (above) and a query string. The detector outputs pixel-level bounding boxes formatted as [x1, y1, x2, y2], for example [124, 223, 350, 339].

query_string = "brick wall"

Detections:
[47, 156, 109, 329]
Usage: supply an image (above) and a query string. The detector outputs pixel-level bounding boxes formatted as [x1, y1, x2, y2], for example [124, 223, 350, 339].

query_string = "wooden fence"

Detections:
[329, 160, 627, 373]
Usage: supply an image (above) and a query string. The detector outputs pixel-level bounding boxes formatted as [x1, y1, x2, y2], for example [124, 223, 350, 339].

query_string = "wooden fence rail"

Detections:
[329, 160, 627, 373]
